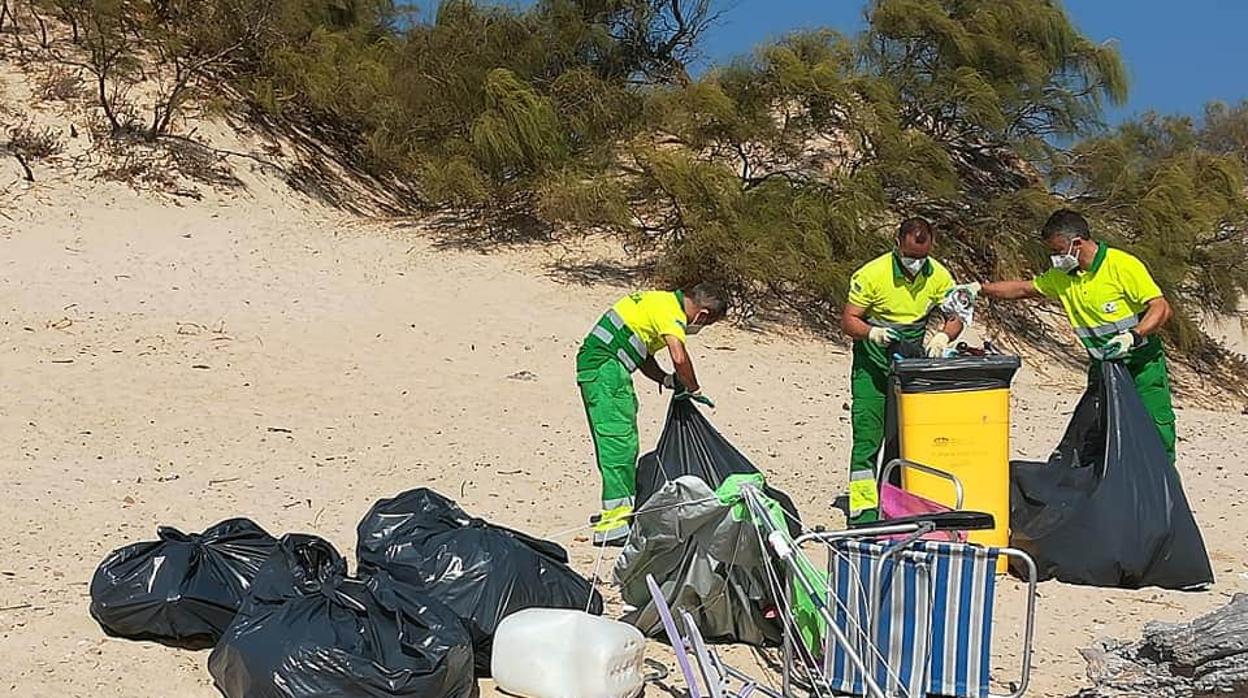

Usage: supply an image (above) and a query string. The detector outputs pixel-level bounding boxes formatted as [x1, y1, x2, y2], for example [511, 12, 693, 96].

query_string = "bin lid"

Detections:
[892, 355, 1022, 393]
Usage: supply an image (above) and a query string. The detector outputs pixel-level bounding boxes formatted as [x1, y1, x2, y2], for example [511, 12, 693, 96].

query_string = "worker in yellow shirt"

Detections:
[968, 209, 1177, 460]
[576, 284, 729, 545]
[840, 217, 966, 523]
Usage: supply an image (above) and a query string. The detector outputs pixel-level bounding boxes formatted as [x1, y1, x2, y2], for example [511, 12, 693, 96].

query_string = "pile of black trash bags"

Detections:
[88, 489, 602, 697]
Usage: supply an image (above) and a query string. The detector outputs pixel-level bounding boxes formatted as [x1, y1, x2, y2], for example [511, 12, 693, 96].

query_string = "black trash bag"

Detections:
[635, 398, 801, 537]
[356, 489, 603, 676]
[620, 398, 804, 646]
[887, 338, 926, 360]
[1009, 362, 1213, 590]
[208, 533, 479, 698]
[89, 518, 277, 649]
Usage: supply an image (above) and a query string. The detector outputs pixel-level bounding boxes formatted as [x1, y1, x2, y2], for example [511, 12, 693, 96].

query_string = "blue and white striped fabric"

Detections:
[825, 540, 933, 698]
[921, 541, 1000, 698]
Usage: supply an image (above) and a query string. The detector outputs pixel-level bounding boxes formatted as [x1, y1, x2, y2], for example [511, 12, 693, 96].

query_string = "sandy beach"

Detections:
[1, 159, 1245, 698]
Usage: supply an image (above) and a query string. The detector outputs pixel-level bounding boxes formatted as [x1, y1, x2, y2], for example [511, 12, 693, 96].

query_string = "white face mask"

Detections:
[1050, 239, 1080, 272]
[685, 311, 709, 335]
[898, 255, 927, 275]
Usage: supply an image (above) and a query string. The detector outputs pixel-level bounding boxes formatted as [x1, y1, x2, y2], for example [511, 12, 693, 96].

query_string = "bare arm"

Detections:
[1135, 297, 1172, 337]
[981, 280, 1044, 301]
[638, 356, 667, 385]
[840, 303, 873, 341]
[664, 335, 699, 393]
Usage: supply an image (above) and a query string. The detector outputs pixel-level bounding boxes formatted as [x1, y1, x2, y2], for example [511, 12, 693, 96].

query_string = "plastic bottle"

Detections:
[490, 608, 646, 698]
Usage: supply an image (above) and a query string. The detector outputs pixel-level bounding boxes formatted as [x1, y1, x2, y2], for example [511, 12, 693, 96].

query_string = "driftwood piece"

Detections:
[1076, 594, 1248, 697]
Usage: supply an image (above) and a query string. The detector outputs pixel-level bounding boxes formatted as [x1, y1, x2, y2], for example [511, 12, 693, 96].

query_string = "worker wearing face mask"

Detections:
[958, 209, 1177, 461]
[840, 217, 964, 523]
[576, 283, 729, 545]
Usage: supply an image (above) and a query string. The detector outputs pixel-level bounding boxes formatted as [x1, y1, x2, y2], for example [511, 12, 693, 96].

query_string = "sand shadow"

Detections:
[544, 257, 656, 287]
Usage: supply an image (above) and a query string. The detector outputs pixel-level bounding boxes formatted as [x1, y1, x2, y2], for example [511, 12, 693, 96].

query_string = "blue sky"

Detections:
[416, 1, 1247, 123]
[696, 0, 1248, 123]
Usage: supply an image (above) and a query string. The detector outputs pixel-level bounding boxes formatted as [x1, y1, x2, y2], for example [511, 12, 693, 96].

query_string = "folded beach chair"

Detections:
[788, 516, 1037, 698]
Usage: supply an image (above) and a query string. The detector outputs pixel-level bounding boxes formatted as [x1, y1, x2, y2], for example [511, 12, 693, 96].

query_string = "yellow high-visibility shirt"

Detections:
[577, 291, 687, 376]
[847, 253, 955, 331]
[1032, 243, 1163, 359]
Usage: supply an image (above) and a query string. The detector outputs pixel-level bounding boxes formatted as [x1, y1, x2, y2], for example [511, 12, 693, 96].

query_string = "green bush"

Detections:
[15, 0, 1248, 363]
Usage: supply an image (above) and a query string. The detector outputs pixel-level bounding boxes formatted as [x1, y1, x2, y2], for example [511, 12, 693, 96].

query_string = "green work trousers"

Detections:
[579, 360, 640, 509]
[849, 350, 888, 520]
[1089, 349, 1177, 463]
[847, 331, 922, 521]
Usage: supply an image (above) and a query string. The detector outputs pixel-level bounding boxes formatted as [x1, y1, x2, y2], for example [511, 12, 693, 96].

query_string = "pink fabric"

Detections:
[879, 483, 965, 542]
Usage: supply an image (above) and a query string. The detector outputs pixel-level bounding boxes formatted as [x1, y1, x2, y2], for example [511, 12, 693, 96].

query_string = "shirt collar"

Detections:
[1074, 242, 1108, 276]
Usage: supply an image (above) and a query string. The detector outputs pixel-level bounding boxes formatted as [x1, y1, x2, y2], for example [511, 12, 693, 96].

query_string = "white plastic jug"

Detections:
[490, 608, 646, 698]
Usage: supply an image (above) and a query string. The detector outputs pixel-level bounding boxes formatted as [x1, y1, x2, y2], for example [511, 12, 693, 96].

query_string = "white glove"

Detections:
[941, 283, 981, 327]
[867, 327, 899, 346]
[925, 331, 952, 358]
[1102, 331, 1136, 360]
[943, 282, 981, 302]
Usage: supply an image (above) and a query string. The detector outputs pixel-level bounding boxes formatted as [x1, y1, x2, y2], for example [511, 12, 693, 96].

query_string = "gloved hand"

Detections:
[661, 373, 683, 391]
[957, 282, 983, 300]
[867, 327, 899, 346]
[675, 390, 715, 408]
[1102, 331, 1138, 360]
[924, 331, 952, 358]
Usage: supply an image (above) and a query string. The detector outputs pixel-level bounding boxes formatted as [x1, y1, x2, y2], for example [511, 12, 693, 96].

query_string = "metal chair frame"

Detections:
[781, 520, 1037, 698]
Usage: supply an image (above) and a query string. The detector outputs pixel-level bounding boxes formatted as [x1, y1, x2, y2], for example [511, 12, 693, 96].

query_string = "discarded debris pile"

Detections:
[616, 398, 804, 647]
[1075, 594, 1248, 698]
[209, 534, 479, 698]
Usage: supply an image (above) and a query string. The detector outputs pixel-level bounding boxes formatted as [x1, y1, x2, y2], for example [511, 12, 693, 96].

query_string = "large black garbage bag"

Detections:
[356, 489, 603, 676]
[1009, 362, 1213, 590]
[89, 518, 277, 649]
[635, 398, 801, 536]
[620, 398, 803, 646]
[208, 533, 478, 698]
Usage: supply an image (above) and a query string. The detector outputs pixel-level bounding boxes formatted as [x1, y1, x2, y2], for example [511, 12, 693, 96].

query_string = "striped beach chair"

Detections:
[924, 541, 1000, 698]
[786, 516, 1036, 698]
[826, 539, 933, 698]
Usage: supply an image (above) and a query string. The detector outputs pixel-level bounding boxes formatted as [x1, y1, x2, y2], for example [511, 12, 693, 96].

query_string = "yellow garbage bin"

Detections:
[892, 355, 1021, 571]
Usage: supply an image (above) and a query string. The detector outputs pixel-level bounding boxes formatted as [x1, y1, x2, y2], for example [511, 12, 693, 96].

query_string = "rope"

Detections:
[542, 494, 722, 541]
[586, 537, 608, 614]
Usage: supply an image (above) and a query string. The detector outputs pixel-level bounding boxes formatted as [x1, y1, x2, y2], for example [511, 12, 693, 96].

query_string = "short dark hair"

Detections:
[1042, 209, 1092, 241]
[685, 282, 730, 317]
[898, 217, 933, 243]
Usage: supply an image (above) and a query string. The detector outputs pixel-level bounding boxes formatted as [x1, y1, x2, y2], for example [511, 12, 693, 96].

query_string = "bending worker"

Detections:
[576, 284, 728, 545]
[840, 217, 965, 524]
[968, 209, 1177, 461]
